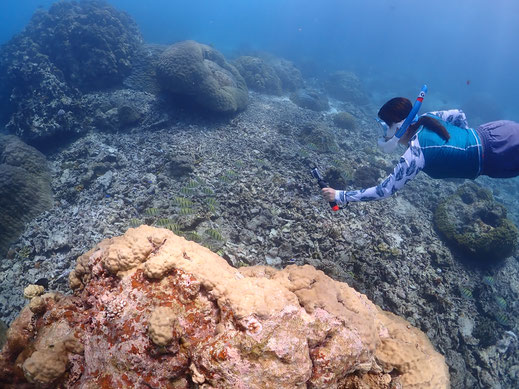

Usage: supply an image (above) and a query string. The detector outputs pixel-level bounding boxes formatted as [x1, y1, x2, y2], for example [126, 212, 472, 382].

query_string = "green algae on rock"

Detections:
[434, 182, 518, 262]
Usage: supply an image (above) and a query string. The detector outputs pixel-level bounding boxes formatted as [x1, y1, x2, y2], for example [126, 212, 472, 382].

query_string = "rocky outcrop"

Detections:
[0, 135, 53, 256]
[233, 56, 282, 95]
[24, 0, 142, 92]
[157, 40, 249, 114]
[0, 226, 449, 388]
[268, 57, 304, 92]
[324, 71, 369, 105]
[434, 182, 518, 262]
[290, 89, 330, 112]
[0, 0, 142, 146]
[333, 111, 357, 130]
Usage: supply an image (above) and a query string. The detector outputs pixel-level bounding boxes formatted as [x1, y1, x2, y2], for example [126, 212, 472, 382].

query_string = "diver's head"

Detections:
[376, 97, 412, 152]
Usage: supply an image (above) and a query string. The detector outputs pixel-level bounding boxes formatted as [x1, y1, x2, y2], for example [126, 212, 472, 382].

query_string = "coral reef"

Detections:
[268, 57, 304, 91]
[333, 111, 357, 130]
[290, 89, 330, 112]
[233, 56, 282, 95]
[353, 165, 384, 188]
[298, 122, 339, 153]
[0, 0, 142, 146]
[0, 135, 53, 256]
[434, 182, 518, 262]
[80, 89, 158, 132]
[25, 0, 142, 91]
[0, 226, 449, 388]
[0, 320, 6, 349]
[324, 71, 369, 105]
[0, 76, 516, 388]
[123, 43, 168, 94]
[0, 37, 83, 146]
[156, 40, 249, 114]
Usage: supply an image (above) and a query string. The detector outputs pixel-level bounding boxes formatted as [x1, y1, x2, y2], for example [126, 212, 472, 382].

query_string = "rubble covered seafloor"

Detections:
[0, 225, 449, 388]
[0, 92, 517, 388]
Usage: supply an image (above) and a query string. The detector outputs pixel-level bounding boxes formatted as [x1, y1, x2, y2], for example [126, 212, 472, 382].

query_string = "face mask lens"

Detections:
[376, 118, 389, 137]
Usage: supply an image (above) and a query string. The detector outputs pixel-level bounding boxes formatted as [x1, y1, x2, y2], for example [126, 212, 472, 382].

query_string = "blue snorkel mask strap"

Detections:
[394, 84, 428, 139]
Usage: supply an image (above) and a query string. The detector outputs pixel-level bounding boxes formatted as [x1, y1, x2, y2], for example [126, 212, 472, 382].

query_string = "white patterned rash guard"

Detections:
[334, 109, 468, 204]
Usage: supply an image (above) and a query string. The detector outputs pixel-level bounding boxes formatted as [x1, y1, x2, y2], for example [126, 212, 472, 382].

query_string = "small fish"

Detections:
[179, 207, 194, 216]
[129, 218, 141, 227]
[166, 223, 182, 234]
[144, 207, 159, 216]
[201, 187, 215, 196]
[180, 186, 195, 195]
[495, 296, 507, 309]
[186, 179, 200, 189]
[495, 312, 511, 327]
[156, 218, 171, 227]
[288, 258, 296, 263]
[466, 80, 471, 86]
[173, 197, 193, 208]
[35, 278, 49, 289]
[459, 286, 473, 299]
[482, 276, 495, 287]
[206, 228, 223, 241]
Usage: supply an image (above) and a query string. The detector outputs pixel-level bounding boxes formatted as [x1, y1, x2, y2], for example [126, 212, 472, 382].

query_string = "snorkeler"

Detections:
[322, 86, 519, 205]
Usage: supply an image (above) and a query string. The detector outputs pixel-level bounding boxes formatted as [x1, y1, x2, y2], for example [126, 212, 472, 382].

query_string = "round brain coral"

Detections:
[0, 226, 450, 389]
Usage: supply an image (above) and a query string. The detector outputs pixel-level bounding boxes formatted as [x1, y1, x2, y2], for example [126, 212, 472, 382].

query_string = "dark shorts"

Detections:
[476, 120, 519, 178]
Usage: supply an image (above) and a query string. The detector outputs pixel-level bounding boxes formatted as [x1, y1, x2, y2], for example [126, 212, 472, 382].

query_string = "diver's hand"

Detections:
[321, 187, 336, 202]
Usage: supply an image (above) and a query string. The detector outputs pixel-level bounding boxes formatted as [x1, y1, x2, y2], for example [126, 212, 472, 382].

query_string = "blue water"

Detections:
[1, 0, 519, 121]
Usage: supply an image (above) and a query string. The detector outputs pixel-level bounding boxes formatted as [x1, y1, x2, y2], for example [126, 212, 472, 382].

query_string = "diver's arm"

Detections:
[426, 109, 469, 129]
[335, 141, 425, 204]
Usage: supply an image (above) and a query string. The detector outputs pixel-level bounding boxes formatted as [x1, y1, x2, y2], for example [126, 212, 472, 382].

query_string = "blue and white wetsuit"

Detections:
[336, 110, 477, 204]
[336, 109, 519, 204]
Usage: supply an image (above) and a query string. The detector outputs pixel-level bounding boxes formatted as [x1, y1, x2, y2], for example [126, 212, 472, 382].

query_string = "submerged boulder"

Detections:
[268, 57, 304, 92]
[324, 71, 369, 104]
[333, 111, 357, 129]
[0, 0, 143, 146]
[290, 89, 329, 112]
[298, 122, 339, 153]
[25, 0, 142, 91]
[0, 135, 53, 256]
[233, 56, 282, 95]
[157, 40, 249, 114]
[434, 182, 518, 262]
[0, 225, 449, 388]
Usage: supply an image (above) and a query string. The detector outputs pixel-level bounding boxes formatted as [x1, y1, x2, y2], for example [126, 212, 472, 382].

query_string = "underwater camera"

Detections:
[311, 165, 340, 211]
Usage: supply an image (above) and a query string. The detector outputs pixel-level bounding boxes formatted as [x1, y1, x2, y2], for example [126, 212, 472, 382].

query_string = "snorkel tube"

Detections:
[394, 84, 428, 138]
[377, 84, 428, 153]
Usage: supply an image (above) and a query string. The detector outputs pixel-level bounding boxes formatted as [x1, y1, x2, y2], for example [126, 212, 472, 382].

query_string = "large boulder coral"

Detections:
[434, 182, 518, 262]
[0, 0, 142, 146]
[0, 225, 449, 388]
[324, 71, 369, 105]
[23, 0, 142, 91]
[0, 36, 83, 146]
[333, 111, 357, 130]
[268, 57, 304, 92]
[156, 40, 249, 114]
[298, 122, 339, 153]
[124, 43, 168, 94]
[0, 135, 53, 257]
[290, 89, 330, 112]
[233, 56, 282, 95]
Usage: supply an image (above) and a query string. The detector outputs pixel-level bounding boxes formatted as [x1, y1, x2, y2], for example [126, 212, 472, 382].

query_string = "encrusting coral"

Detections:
[0, 226, 449, 388]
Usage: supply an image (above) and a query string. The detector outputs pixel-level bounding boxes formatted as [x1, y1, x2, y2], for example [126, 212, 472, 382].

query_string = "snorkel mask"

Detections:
[377, 84, 428, 153]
